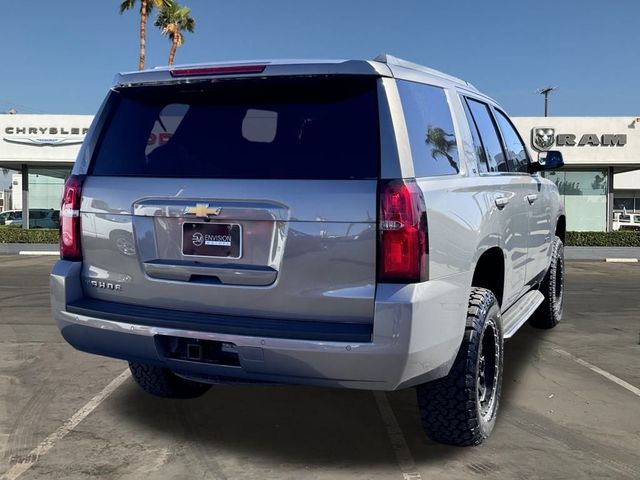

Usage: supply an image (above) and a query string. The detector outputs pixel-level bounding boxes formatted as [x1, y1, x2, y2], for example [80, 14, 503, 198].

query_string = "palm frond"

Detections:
[119, 0, 136, 14]
[155, 2, 196, 37]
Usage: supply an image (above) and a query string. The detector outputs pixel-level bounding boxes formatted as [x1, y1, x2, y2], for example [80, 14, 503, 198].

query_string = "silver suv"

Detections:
[51, 55, 565, 446]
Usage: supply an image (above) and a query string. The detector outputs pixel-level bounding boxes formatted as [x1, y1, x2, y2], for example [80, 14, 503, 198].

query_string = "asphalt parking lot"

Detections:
[0, 255, 639, 480]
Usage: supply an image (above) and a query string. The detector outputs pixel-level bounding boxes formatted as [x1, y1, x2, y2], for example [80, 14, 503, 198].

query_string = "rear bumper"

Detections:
[51, 260, 468, 390]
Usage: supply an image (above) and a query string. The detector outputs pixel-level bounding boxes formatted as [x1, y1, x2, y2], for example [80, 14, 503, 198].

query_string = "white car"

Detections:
[0, 209, 59, 228]
[612, 212, 640, 230]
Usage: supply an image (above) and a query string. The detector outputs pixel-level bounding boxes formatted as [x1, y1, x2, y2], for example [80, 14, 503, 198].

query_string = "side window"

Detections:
[397, 80, 460, 177]
[465, 98, 508, 172]
[494, 109, 530, 173]
[461, 98, 489, 173]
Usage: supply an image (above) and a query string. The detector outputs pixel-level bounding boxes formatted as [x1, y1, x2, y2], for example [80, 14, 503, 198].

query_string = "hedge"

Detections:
[0, 226, 59, 244]
[1, 226, 639, 247]
[566, 231, 640, 247]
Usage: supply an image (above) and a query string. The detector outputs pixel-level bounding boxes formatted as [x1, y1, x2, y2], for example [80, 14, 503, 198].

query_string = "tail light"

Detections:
[378, 179, 428, 283]
[60, 175, 84, 260]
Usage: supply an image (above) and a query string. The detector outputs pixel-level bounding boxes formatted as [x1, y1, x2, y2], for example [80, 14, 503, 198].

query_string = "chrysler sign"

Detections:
[532, 127, 627, 151]
[3, 126, 89, 146]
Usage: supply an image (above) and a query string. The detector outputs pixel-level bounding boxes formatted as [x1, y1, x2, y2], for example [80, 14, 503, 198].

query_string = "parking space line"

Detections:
[552, 348, 640, 398]
[373, 391, 422, 480]
[1, 369, 130, 480]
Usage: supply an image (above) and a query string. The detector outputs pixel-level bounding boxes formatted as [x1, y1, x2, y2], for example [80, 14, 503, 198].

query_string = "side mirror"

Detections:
[530, 150, 564, 173]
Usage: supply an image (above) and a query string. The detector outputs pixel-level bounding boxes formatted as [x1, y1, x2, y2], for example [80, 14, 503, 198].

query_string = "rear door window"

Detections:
[91, 76, 380, 179]
[461, 98, 489, 173]
[397, 80, 460, 177]
[465, 98, 508, 173]
[494, 109, 530, 173]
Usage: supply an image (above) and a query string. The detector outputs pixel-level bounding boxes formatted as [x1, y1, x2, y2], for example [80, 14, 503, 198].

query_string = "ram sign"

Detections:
[531, 127, 627, 151]
[512, 117, 639, 166]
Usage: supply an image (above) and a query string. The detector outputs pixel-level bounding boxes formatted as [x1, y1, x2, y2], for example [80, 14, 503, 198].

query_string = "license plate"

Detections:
[182, 223, 242, 258]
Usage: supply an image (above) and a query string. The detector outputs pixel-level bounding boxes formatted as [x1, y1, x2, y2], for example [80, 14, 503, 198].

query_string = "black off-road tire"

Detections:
[129, 362, 211, 399]
[416, 287, 503, 446]
[530, 236, 564, 329]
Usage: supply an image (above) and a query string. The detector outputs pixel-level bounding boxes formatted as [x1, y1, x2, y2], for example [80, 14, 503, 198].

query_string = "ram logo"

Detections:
[532, 127, 555, 151]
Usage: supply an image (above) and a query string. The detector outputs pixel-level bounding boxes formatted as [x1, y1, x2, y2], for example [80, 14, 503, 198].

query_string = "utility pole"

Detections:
[536, 86, 558, 117]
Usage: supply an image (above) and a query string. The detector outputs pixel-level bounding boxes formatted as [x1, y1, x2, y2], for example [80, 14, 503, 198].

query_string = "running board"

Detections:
[502, 290, 545, 339]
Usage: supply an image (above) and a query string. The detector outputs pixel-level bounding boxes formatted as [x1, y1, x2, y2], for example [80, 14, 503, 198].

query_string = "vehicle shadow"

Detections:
[105, 327, 543, 469]
[108, 380, 409, 470]
[379, 324, 543, 464]
[501, 325, 547, 405]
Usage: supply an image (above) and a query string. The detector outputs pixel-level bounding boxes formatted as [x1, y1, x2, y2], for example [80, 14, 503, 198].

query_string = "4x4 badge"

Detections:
[184, 203, 222, 218]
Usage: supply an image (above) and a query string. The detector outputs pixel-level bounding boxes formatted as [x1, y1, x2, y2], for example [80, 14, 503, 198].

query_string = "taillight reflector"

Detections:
[378, 180, 428, 283]
[169, 64, 267, 77]
[60, 175, 84, 261]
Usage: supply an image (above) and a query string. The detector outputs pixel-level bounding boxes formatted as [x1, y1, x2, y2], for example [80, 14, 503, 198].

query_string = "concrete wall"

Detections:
[613, 170, 640, 189]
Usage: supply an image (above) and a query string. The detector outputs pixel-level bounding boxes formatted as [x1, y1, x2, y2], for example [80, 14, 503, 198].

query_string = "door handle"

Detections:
[527, 194, 538, 204]
[495, 196, 509, 209]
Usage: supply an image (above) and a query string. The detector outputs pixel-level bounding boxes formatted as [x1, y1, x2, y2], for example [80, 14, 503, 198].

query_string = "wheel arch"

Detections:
[555, 215, 566, 243]
[471, 246, 505, 307]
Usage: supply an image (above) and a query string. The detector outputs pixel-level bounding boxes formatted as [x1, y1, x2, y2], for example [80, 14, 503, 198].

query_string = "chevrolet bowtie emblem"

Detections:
[184, 203, 222, 218]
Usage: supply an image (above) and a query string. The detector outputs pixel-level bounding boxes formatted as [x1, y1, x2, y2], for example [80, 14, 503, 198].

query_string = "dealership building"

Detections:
[0, 113, 639, 232]
[512, 117, 640, 231]
[0, 115, 92, 226]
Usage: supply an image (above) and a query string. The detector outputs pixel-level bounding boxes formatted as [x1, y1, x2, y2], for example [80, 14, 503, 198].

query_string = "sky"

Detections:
[1, 0, 639, 118]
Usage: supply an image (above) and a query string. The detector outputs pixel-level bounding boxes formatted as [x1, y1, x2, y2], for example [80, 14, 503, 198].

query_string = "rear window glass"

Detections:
[397, 80, 460, 177]
[91, 76, 380, 179]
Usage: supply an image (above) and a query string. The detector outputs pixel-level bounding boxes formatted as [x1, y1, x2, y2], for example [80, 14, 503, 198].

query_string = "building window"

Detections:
[22, 167, 71, 210]
[544, 169, 609, 232]
[613, 197, 634, 212]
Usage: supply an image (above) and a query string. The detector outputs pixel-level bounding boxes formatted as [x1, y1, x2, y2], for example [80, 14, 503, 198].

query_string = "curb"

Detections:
[565, 247, 640, 262]
[18, 251, 58, 256]
[0, 244, 59, 255]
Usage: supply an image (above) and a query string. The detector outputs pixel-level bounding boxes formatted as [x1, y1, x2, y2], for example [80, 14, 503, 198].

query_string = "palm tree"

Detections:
[119, 0, 170, 70]
[425, 126, 459, 173]
[155, 2, 195, 66]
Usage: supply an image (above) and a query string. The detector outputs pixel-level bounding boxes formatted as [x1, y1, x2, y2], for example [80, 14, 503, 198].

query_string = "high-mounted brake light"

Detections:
[169, 64, 267, 77]
[60, 175, 84, 261]
[378, 180, 428, 283]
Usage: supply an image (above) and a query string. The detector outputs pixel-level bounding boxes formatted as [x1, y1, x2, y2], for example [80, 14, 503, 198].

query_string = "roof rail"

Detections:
[373, 53, 476, 89]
